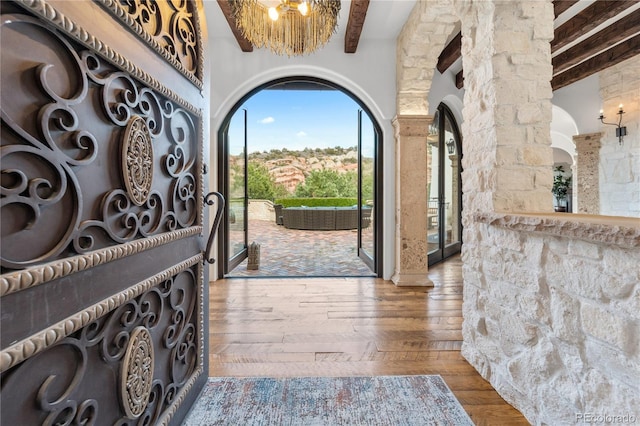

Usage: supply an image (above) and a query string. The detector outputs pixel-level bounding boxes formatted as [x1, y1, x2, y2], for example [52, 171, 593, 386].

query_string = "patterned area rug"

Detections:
[183, 375, 474, 425]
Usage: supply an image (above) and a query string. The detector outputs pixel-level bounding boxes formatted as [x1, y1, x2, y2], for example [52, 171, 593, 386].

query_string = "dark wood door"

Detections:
[1, 1, 209, 424]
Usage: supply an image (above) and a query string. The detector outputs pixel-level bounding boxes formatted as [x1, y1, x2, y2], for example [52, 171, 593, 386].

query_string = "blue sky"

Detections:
[228, 89, 374, 155]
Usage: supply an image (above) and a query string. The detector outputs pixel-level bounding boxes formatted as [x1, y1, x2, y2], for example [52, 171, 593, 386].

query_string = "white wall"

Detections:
[598, 56, 640, 218]
[208, 37, 399, 279]
[552, 74, 602, 135]
[552, 58, 640, 218]
[427, 65, 464, 121]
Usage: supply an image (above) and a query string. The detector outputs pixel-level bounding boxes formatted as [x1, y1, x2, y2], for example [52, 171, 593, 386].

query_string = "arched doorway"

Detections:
[217, 77, 383, 278]
[551, 105, 578, 213]
[427, 103, 463, 265]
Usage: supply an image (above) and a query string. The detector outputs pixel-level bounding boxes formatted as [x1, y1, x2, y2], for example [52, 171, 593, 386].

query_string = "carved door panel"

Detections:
[1, 1, 209, 424]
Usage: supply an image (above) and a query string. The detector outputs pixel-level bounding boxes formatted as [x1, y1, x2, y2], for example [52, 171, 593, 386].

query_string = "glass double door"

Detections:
[218, 85, 380, 277]
[358, 109, 377, 271]
[427, 104, 462, 265]
[224, 109, 248, 273]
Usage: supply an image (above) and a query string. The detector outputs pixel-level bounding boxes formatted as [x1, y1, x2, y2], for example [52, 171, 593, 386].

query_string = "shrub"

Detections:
[294, 169, 357, 198]
[275, 197, 358, 208]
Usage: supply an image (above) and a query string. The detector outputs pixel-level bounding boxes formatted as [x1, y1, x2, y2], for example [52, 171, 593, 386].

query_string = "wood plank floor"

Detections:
[209, 255, 529, 425]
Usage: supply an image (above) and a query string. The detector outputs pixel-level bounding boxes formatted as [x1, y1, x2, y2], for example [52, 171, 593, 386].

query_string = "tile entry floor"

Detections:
[227, 220, 375, 277]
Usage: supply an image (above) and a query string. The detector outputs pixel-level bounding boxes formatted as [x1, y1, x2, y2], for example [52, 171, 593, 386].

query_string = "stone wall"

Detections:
[393, 0, 458, 285]
[574, 133, 602, 215]
[458, 0, 554, 214]
[451, 0, 640, 424]
[599, 55, 640, 217]
[395, 2, 640, 423]
[396, 0, 458, 116]
[248, 199, 275, 222]
[462, 213, 640, 424]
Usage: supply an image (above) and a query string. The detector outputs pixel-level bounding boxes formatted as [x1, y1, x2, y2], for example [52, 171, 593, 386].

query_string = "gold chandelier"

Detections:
[230, 0, 341, 56]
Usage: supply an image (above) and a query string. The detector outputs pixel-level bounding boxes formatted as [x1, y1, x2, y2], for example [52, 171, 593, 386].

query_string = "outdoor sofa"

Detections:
[278, 206, 371, 230]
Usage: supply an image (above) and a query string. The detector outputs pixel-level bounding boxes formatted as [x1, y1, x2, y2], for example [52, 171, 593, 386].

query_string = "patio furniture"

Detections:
[428, 200, 438, 229]
[274, 204, 284, 225]
[281, 206, 372, 230]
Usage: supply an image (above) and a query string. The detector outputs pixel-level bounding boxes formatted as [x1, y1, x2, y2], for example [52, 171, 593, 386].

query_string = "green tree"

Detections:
[247, 162, 287, 201]
[295, 169, 357, 198]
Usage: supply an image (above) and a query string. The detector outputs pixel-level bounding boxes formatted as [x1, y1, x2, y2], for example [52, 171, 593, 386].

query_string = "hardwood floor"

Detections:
[209, 255, 529, 425]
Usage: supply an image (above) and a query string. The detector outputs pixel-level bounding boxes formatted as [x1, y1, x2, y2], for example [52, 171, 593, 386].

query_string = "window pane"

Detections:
[361, 115, 375, 260]
[427, 120, 440, 256]
[443, 114, 460, 248]
[228, 113, 246, 259]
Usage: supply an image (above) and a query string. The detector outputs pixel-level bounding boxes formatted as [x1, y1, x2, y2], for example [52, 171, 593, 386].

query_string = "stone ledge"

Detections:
[474, 212, 640, 249]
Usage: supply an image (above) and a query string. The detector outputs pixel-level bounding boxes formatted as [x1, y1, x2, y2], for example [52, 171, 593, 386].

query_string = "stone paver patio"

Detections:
[227, 220, 375, 277]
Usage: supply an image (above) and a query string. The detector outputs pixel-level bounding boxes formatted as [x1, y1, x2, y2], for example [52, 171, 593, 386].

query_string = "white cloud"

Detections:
[259, 116, 275, 124]
[296, 131, 307, 137]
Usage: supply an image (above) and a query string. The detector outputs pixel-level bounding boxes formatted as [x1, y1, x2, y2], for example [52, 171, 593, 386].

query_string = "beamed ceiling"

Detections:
[439, 0, 640, 90]
[213, 0, 372, 53]
[211, 0, 640, 91]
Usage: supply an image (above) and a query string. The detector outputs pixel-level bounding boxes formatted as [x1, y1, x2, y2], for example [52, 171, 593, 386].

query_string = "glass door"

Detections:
[357, 110, 376, 272]
[428, 104, 462, 265]
[222, 109, 249, 273]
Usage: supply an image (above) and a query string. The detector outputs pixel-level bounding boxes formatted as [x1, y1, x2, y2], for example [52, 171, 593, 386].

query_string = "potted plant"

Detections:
[552, 165, 572, 212]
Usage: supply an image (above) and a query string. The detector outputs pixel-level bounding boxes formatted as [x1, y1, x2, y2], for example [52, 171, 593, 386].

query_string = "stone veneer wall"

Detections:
[453, 0, 640, 424]
[458, 0, 554, 213]
[599, 55, 640, 217]
[462, 213, 640, 424]
[395, 2, 640, 422]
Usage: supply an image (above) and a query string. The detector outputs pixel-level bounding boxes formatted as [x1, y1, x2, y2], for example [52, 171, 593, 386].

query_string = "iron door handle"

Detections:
[204, 191, 225, 264]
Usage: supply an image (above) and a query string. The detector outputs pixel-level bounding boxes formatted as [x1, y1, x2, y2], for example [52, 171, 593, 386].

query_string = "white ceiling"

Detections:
[204, 0, 640, 64]
[203, 0, 418, 46]
[203, 0, 639, 93]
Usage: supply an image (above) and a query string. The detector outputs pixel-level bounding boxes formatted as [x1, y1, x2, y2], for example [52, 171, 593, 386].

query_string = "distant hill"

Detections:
[248, 146, 358, 161]
[232, 147, 360, 193]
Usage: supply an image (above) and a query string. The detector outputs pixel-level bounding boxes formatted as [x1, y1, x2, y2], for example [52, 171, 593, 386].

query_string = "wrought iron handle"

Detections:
[204, 191, 225, 264]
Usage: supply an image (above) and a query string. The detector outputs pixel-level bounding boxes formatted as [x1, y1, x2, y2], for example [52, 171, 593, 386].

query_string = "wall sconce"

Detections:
[599, 104, 627, 145]
[446, 138, 456, 155]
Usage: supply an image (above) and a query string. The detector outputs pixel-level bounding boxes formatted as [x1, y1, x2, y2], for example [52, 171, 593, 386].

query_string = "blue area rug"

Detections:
[183, 375, 474, 425]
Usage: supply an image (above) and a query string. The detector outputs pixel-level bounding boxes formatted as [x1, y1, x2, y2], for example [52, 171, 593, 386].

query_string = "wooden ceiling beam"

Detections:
[553, 0, 579, 18]
[552, 1, 636, 53]
[437, 32, 462, 73]
[217, 0, 253, 52]
[552, 34, 640, 90]
[553, 10, 640, 75]
[345, 0, 370, 53]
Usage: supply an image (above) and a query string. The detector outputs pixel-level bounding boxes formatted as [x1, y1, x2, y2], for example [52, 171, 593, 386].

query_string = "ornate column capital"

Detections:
[392, 115, 433, 138]
[573, 132, 603, 149]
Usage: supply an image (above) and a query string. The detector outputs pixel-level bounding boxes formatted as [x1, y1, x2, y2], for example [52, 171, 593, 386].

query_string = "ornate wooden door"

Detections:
[1, 1, 209, 424]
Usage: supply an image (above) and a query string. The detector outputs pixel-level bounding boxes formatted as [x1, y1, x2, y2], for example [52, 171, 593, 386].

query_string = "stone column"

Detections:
[391, 115, 433, 287]
[458, 0, 555, 214]
[457, 0, 556, 421]
[573, 132, 602, 215]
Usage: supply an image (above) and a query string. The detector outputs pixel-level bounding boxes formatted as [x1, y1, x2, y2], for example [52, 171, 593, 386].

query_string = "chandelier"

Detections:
[230, 0, 341, 56]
